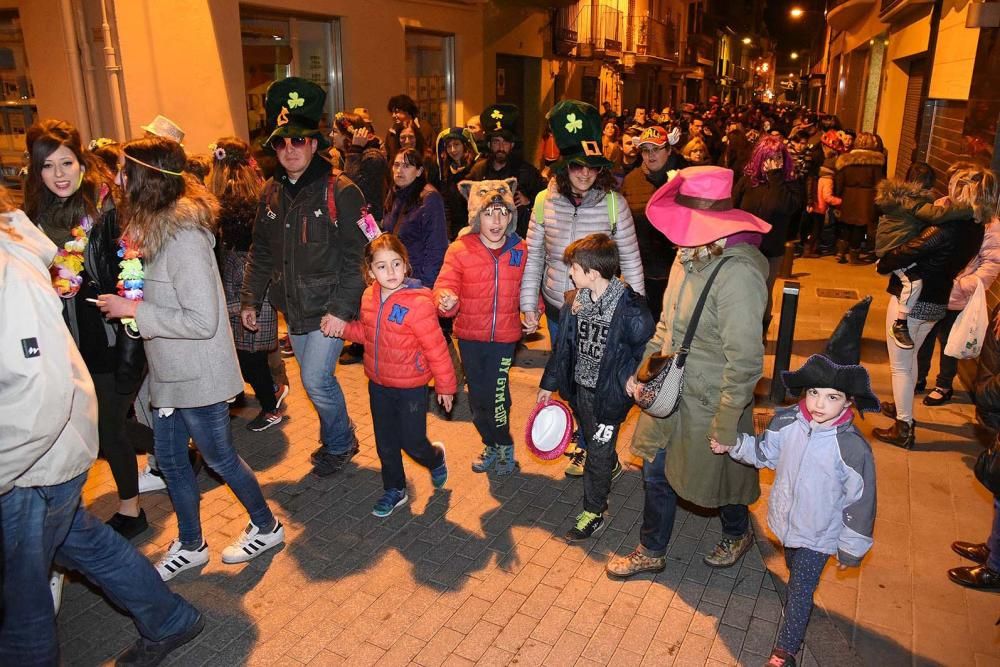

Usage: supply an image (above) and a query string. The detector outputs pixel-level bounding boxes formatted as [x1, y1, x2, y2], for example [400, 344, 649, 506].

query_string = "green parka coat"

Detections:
[630, 242, 767, 507]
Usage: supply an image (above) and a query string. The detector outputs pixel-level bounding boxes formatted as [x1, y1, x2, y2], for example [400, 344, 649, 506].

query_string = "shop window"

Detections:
[0, 10, 35, 195]
[240, 10, 344, 145]
[404, 30, 455, 140]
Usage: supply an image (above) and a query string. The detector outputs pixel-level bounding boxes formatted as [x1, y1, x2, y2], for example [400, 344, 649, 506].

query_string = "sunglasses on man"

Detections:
[269, 136, 311, 151]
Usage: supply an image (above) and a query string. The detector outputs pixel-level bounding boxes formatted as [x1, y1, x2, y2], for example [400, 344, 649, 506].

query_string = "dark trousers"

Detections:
[369, 382, 444, 491]
[237, 350, 277, 412]
[458, 339, 515, 448]
[576, 387, 622, 514]
[640, 448, 750, 556]
[837, 223, 866, 251]
[92, 372, 139, 500]
[917, 308, 960, 390]
[776, 547, 830, 655]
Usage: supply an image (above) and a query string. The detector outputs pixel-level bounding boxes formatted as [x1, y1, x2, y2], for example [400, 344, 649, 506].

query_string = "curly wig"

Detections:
[744, 134, 794, 187]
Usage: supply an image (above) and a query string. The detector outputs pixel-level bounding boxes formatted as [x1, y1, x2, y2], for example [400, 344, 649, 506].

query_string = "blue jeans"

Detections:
[289, 329, 355, 453]
[154, 402, 274, 548]
[639, 449, 750, 556]
[987, 499, 1000, 572]
[0, 473, 199, 665]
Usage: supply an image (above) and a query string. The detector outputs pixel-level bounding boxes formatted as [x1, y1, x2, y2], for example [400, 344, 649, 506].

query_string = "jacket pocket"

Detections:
[302, 212, 332, 245]
[296, 271, 340, 317]
[145, 338, 199, 383]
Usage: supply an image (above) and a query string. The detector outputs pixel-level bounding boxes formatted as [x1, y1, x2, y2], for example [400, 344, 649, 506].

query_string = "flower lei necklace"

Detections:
[50, 216, 94, 298]
[117, 237, 144, 338]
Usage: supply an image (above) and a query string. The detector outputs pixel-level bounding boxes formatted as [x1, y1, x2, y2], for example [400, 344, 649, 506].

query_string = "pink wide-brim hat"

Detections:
[525, 399, 573, 461]
[645, 166, 771, 247]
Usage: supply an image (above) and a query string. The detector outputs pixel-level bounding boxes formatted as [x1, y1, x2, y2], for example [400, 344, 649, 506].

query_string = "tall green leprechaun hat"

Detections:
[264, 77, 330, 149]
[481, 103, 520, 142]
[546, 99, 612, 172]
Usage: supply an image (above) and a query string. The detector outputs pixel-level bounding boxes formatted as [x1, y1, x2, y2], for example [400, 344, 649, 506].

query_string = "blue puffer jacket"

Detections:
[383, 182, 449, 288]
[728, 403, 876, 566]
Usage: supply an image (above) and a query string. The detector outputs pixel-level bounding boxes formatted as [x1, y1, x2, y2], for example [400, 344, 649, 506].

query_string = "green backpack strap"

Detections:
[532, 189, 617, 235]
[532, 189, 547, 226]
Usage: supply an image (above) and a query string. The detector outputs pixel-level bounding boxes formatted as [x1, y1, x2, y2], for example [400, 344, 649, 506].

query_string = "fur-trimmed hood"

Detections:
[131, 184, 220, 260]
[875, 178, 933, 213]
[836, 149, 886, 170]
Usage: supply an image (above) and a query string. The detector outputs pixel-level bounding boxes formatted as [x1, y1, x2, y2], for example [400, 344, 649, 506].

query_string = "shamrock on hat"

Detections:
[546, 100, 613, 173]
[481, 103, 520, 143]
[264, 77, 330, 149]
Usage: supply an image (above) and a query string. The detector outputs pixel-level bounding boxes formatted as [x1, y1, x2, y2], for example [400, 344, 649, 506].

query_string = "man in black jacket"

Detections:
[241, 77, 369, 477]
[467, 104, 546, 239]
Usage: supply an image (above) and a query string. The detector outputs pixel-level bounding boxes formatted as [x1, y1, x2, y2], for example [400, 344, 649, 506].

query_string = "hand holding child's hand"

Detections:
[625, 375, 640, 398]
[708, 437, 733, 454]
[437, 394, 454, 412]
[522, 311, 540, 334]
[537, 389, 552, 404]
[438, 290, 458, 312]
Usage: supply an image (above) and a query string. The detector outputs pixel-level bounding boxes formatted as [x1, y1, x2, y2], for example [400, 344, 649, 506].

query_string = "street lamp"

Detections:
[790, 7, 804, 18]
[790, 51, 799, 60]
[742, 36, 752, 45]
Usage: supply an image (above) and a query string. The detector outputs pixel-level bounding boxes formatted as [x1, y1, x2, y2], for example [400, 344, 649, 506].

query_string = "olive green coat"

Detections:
[630, 242, 767, 508]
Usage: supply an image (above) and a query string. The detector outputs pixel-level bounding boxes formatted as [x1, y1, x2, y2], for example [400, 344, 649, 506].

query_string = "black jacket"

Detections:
[876, 213, 984, 306]
[732, 170, 804, 258]
[621, 164, 677, 279]
[467, 156, 546, 239]
[975, 304, 1000, 431]
[64, 206, 146, 393]
[241, 155, 368, 334]
[343, 144, 387, 223]
[541, 285, 655, 423]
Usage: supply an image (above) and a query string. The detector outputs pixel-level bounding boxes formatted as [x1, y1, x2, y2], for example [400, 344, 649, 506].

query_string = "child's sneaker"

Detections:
[890, 319, 914, 349]
[765, 648, 797, 666]
[372, 488, 408, 517]
[50, 571, 65, 615]
[471, 443, 498, 473]
[495, 444, 519, 476]
[221, 521, 285, 564]
[431, 442, 448, 488]
[565, 510, 604, 542]
[564, 448, 587, 477]
[610, 459, 624, 482]
[155, 540, 209, 581]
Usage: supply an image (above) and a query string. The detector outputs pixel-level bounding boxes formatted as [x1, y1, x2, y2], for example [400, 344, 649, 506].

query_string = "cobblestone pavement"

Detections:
[60, 257, 998, 666]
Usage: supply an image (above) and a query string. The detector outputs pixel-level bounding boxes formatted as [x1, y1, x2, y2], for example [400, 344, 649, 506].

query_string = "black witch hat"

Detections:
[781, 297, 880, 413]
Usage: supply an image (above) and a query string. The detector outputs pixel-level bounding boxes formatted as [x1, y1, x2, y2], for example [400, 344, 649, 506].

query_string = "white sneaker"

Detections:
[155, 540, 209, 581]
[221, 521, 285, 564]
[137, 465, 167, 493]
[50, 571, 65, 614]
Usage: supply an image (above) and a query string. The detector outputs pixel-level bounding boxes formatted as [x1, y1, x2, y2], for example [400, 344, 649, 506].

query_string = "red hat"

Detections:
[645, 166, 771, 247]
[636, 126, 669, 147]
[524, 399, 573, 460]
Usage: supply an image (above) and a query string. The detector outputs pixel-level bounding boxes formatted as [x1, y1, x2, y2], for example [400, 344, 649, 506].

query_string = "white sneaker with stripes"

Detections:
[221, 521, 285, 564]
[155, 540, 209, 581]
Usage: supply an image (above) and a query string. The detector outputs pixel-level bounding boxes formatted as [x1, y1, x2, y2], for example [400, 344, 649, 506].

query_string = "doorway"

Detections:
[495, 54, 542, 165]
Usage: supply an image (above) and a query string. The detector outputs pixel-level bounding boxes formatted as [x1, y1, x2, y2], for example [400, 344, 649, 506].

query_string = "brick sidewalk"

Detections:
[59, 256, 998, 666]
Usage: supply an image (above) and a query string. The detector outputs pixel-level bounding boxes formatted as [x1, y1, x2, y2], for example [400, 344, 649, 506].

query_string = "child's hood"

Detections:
[875, 179, 933, 213]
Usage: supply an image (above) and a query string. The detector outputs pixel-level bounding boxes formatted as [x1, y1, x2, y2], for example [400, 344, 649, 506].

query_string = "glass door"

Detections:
[240, 10, 344, 145]
[404, 30, 455, 139]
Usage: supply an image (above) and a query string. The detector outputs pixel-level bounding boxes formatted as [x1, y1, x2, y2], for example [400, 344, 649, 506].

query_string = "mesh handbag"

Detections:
[635, 258, 730, 418]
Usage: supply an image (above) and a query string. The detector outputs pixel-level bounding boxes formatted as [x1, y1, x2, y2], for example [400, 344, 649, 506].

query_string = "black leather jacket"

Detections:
[877, 213, 984, 306]
[541, 285, 655, 423]
[76, 206, 146, 394]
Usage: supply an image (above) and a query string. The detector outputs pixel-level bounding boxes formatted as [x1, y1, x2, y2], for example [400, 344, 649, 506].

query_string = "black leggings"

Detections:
[92, 372, 139, 500]
[237, 350, 277, 412]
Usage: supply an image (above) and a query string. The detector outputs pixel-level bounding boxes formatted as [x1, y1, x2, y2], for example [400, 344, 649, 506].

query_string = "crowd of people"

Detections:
[2, 72, 999, 667]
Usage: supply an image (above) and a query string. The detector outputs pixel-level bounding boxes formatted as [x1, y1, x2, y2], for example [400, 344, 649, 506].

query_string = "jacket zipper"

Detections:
[479, 238, 501, 342]
[374, 293, 389, 381]
[785, 424, 814, 537]
[566, 206, 578, 295]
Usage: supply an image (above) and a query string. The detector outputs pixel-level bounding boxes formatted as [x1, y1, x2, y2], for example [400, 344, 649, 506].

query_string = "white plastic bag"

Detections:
[945, 279, 988, 359]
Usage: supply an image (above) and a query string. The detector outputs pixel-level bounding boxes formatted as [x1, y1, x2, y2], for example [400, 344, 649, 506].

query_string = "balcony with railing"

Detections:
[554, 3, 626, 60]
[632, 15, 680, 64]
[553, 5, 579, 57]
[878, 0, 934, 22]
[827, 0, 878, 30]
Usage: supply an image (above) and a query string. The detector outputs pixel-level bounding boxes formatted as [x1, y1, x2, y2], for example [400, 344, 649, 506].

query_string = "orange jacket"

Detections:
[343, 280, 457, 394]
[434, 233, 531, 343]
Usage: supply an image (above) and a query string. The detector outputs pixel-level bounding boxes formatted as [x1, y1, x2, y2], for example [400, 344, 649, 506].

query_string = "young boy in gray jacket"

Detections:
[709, 353, 878, 667]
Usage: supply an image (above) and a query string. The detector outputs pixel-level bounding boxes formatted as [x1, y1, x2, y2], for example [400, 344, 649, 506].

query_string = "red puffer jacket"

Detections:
[343, 280, 457, 394]
[434, 233, 532, 343]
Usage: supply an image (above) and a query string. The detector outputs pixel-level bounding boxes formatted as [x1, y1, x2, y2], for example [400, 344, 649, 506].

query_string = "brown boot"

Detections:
[835, 239, 849, 264]
[802, 238, 820, 258]
[606, 545, 667, 578]
[873, 419, 915, 449]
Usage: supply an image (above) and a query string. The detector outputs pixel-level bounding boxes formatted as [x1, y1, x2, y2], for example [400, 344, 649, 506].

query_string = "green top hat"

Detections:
[481, 104, 520, 142]
[546, 100, 613, 172]
[264, 77, 330, 149]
